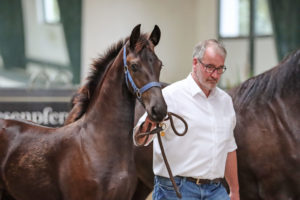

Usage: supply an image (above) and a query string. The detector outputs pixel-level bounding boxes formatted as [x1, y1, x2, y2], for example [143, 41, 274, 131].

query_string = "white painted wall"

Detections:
[255, 38, 278, 75]
[220, 37, 277, 88]
[221, 39, 250, 88]
[82, 0, 278, 88]
[82, 0, 200, 83]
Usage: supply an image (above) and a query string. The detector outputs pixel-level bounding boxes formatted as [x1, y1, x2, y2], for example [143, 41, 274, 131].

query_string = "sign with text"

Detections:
[0, 88, 77, 127]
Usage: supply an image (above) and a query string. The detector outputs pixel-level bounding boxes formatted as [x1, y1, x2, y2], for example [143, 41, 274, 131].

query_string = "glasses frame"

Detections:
[198, 59, 227, 74]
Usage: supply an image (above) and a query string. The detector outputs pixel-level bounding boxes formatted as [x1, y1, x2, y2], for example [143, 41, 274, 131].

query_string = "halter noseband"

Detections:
[123, 46, 161, 99]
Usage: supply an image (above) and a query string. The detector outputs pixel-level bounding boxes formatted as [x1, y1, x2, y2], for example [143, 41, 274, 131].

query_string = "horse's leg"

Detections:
[131, 179, 152, 200]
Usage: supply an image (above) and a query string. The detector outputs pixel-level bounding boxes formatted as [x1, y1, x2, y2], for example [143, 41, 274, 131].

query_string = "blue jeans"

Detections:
[153, 175, 229, 200]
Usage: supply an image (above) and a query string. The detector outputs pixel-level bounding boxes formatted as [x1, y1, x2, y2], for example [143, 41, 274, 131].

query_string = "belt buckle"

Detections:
[196, 178, 201, 185]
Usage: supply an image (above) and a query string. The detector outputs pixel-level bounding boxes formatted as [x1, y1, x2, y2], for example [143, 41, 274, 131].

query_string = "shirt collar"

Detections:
[186, 73, 217, 98]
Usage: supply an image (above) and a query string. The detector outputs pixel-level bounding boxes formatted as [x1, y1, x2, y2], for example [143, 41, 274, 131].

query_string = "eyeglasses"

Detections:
[198, 59, 227, 74]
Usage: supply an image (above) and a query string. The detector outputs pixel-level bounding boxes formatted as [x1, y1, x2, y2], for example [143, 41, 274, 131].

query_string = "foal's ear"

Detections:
[130, 24, 141, 50]
[149, 25, 161, 46]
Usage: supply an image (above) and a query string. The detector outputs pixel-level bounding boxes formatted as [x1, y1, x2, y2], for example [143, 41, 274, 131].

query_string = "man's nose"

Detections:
[211, 69, 220, 79]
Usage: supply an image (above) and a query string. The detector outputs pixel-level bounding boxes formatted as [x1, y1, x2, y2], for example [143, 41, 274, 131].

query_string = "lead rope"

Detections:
[136, 112, 188, 199]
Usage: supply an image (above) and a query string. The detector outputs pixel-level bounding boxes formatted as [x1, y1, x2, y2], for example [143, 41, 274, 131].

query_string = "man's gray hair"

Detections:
[192, 39, 227, 60]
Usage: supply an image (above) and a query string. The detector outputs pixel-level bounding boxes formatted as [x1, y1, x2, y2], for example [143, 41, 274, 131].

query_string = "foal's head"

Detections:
[124, 24, 167, 122]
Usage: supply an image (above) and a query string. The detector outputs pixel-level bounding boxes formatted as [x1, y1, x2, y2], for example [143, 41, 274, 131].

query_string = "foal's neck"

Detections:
[84, 56, 136, 138]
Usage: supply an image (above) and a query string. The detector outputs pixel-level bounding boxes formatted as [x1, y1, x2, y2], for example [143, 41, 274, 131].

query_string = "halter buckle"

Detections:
[124, 65, 128, 73]
[160, 122, 166, 130]
[159, 123, 166, 136]
[136, 90, 141, 98]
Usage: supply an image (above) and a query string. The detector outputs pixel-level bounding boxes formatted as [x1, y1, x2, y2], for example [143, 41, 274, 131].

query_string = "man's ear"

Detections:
[192, 58, 198, 72]
[192, 58, 198, 66]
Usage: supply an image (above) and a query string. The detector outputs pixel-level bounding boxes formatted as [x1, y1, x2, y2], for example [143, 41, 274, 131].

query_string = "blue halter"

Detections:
[123, 46, 161, 99]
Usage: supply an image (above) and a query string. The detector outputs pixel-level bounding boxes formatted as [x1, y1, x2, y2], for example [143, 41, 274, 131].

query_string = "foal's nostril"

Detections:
[151, 106, 158, 118]
[151, 105, 167, 122]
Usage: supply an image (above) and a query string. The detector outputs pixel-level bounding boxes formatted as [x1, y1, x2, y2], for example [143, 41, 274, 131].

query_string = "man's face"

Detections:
[193, 47, 225, 94]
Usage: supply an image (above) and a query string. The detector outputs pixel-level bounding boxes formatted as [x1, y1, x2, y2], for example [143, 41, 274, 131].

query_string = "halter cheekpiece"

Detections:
[123, 46, 161, 99]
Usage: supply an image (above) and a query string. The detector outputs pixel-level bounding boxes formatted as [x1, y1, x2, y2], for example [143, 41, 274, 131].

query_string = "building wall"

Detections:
[82, 0, 278, 88]
[82, 0, 200, 83]
[10, 0, 278, 88]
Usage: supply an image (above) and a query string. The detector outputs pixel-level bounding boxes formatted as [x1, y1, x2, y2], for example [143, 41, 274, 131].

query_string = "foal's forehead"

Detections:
[137, 44, 156, 59]
[135, 36, 155, 53]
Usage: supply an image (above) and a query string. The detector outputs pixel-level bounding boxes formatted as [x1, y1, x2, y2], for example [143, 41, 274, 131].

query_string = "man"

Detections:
[134, 39, 239, 200]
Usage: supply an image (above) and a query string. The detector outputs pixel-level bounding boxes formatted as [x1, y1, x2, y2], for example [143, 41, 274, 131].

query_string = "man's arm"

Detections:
[225, 150, 240, 200]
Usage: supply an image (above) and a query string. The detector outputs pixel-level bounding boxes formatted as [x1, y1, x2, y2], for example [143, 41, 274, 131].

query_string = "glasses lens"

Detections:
[202, 64, 214, 73]
[206, 67, 214, 73]
[200, 59, 226, 74]
[216, 67, 225, 74]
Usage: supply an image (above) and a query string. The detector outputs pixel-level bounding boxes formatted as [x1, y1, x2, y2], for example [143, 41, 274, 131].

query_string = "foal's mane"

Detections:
[64, 40, 124, 124]
[65, 34, 150, 125]
[231, 49, 300, 111]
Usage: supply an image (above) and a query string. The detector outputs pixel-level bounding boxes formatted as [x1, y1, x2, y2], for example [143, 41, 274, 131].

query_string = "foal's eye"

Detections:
[131, 64, 139, 72]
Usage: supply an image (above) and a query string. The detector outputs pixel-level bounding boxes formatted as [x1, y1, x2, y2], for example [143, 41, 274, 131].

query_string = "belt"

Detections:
[185, 177, 222, 185]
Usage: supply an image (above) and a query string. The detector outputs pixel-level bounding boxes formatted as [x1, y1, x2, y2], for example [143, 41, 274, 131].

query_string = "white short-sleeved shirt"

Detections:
[135, 74, 237, 179]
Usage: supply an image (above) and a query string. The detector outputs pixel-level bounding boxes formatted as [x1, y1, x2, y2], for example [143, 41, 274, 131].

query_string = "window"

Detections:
[219, 0, 272, 38]
[42, 0, 60, 24]
[0, 0, 81, 88]
[0, 0, 82, 128]
[255, 0, 272, 35]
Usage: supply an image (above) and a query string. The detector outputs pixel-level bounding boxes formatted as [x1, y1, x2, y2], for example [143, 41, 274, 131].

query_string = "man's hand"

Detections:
[141, 116, 157, 132]
[229, 190, 240, 200]
[134, 116, 157, 145]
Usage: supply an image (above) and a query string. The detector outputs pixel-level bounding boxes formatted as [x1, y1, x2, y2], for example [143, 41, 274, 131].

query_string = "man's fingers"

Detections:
[142, 116, 156, 132]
